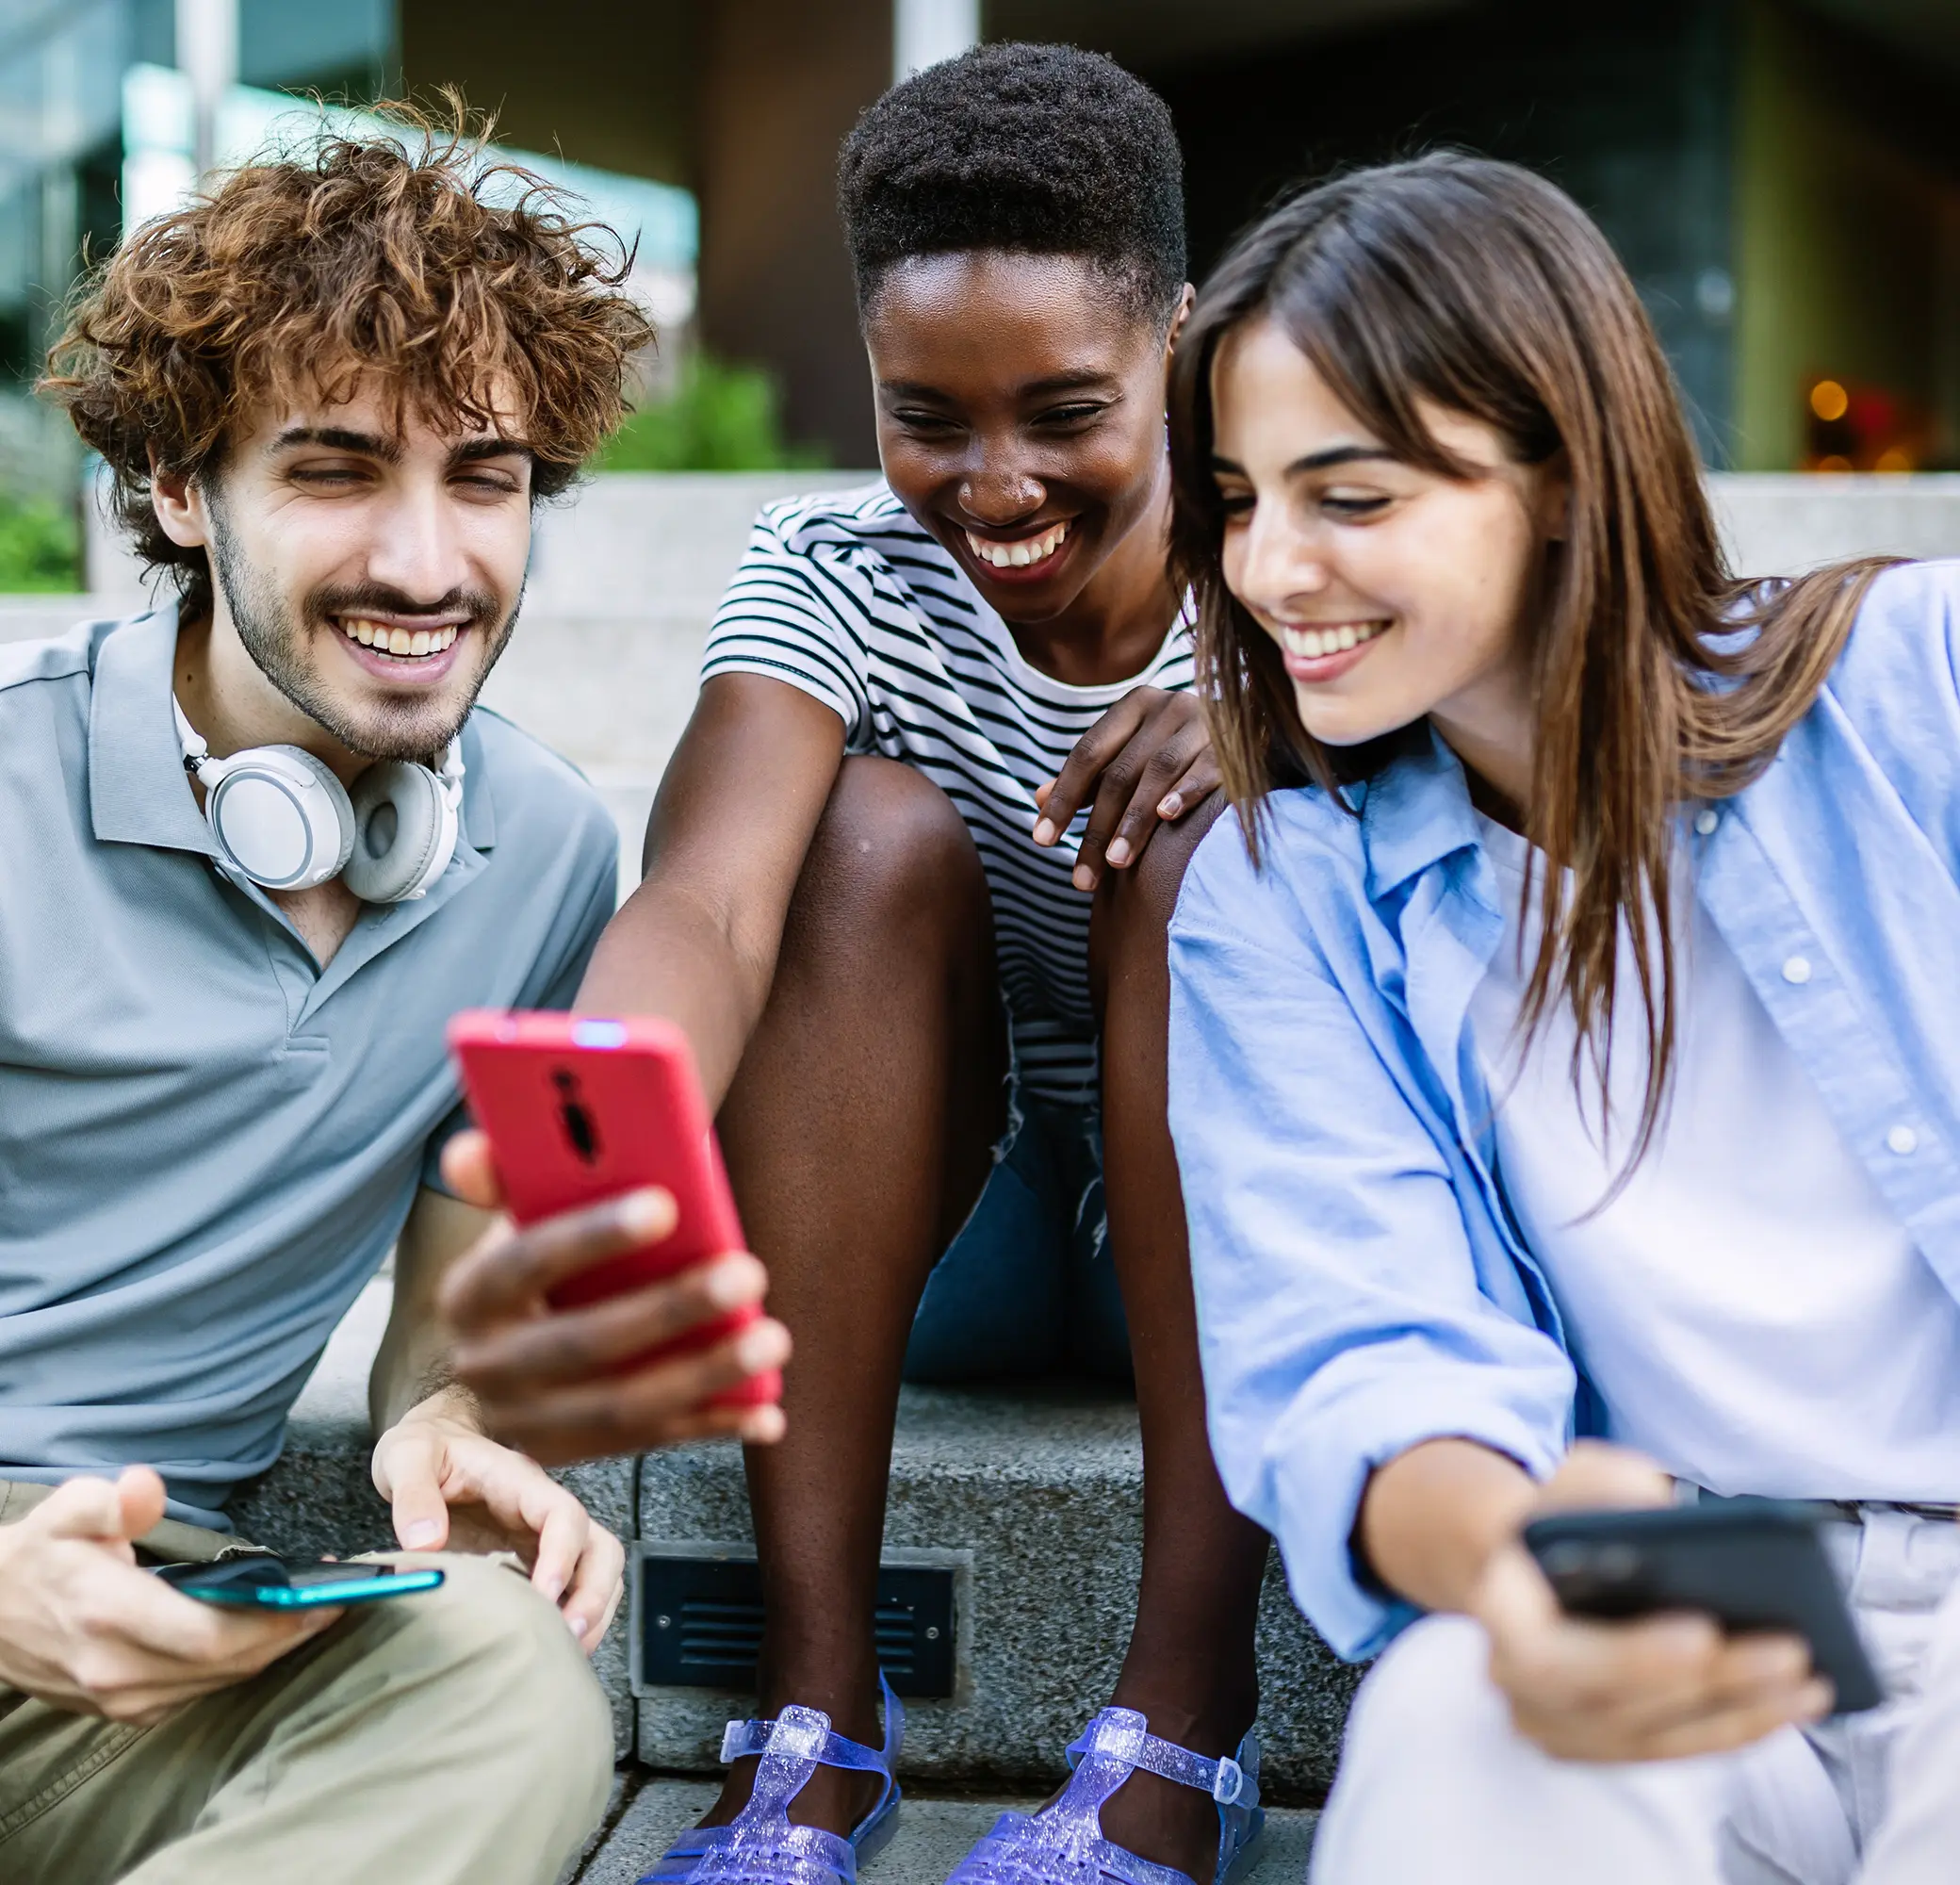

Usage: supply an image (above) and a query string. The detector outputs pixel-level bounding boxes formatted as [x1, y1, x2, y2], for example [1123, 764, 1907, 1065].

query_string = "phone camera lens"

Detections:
[1541, 1542, 1589, 1578]
[562, 1101, 600, 1164]
[1594, 1544, 1640, 1582]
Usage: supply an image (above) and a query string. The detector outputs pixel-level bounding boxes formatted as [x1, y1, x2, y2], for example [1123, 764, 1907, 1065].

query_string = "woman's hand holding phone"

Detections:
[1469, 1443, 1830, 1762]
[436, 1128, 791, 1465]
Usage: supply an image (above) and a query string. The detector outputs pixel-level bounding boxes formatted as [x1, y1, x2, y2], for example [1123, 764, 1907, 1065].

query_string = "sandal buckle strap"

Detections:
[714, 1676, 906, 1779]
[719, 1714, 889, 1775]
[1070, 1710, 1252, 1809]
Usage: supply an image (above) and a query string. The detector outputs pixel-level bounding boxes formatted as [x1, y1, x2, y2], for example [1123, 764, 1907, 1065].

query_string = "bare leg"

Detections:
[707, 758, 1006, 1836]
[1088, 796, 1273, 1885]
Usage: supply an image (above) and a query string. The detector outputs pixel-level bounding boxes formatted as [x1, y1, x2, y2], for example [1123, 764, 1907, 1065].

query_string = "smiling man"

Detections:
[0, 120, 786, 1884]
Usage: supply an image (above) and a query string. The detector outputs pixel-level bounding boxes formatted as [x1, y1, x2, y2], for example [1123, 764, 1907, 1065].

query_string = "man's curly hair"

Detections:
[837, 42, 1186, 328]
[41, 106, 655, 616]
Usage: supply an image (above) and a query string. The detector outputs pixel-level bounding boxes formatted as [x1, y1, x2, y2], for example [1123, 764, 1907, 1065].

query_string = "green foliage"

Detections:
[595, 354, 828, 473]
[0, 495, 80, 593]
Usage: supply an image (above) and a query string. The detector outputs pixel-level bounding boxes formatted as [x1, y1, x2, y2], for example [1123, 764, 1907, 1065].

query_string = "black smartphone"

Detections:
[154, 1556, 446, 1610]
[1523, 1501, 1883, 1714]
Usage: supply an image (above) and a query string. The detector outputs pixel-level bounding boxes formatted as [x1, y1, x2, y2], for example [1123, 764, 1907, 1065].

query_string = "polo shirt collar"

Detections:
[90, 600, 220, 857]
[88, 598, 498, 857]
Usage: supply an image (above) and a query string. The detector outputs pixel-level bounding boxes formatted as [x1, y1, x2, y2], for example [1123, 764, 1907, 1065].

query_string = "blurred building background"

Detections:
[3, 0, 1958, 570]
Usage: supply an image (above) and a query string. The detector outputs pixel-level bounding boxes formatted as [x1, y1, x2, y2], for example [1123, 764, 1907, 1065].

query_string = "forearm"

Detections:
[1356, 1436, 1540, 1615]
[372, 1188, 505, 1434]
[371, 1317, 471, 1434]
[574, 881, 773, 1108]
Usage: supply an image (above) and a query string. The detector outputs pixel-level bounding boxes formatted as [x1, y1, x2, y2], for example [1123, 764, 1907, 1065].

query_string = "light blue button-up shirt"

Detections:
[1168, 561, 1960, 1662]
[0, 606, 617, 1526]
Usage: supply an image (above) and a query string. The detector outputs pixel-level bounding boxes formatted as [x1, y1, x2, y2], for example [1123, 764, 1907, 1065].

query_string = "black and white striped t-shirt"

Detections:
[702, 482, 1194, 1110]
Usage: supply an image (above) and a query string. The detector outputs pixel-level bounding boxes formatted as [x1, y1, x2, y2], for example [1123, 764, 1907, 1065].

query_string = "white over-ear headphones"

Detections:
[173, 698, 464, 903]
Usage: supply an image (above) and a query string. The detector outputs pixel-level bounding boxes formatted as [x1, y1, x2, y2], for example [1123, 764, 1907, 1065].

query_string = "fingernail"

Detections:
[621, 1188, 672, 1238]
[706, 1256, 759, 1310]
[1072, 864, 1095, 892]
[403, 1519, 441, 1549]
[565, 1613, 588, 1638]
[1105, 838, 1131, 867]
[737, 1323, 783, 1371]
[540, 1574, 566, 1604]
[1032, 818, 1055, 846]
[1158, 794, 1181, 818]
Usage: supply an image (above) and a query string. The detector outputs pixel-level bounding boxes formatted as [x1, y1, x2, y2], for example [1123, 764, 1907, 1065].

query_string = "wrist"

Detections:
[1360, 1437, 1540, 1616]
[391, 1381, 482, 1436]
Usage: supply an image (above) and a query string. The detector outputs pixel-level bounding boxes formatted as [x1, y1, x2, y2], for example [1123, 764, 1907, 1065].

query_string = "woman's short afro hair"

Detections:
[838, 42, 1186, 328]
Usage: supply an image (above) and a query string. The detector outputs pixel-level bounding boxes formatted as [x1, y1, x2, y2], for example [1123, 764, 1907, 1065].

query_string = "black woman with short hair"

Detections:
[439, 42, 1273, 1885]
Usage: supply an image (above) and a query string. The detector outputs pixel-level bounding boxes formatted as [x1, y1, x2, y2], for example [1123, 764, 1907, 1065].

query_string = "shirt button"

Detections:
[1887, 1124, 1919, 1156]
[1782, 956, 1812, 984]
[1693, 808, 1719, 836]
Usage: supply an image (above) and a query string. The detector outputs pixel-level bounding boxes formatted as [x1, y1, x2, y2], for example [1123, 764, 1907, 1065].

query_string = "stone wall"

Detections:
[8, 469, 1959, 887]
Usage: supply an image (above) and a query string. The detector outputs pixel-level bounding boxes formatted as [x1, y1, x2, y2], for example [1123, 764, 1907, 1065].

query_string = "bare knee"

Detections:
[794, 756, 989, 949]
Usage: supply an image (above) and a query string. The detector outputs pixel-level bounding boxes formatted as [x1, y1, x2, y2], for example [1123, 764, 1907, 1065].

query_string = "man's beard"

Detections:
[206, 503, 520, 763]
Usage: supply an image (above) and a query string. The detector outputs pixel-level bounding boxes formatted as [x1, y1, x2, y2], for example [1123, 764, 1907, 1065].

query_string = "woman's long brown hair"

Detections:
[1168, 154, 1897, 1169]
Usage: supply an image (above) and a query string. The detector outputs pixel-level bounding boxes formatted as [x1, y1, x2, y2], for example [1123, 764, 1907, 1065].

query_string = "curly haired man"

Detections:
[0, 119, 787, 1883]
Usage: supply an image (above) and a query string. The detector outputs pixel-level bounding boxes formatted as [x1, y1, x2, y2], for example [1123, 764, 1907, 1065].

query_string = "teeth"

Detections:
[965, 519, 1070, 570]
[339, 619, 461, 658]
[1281, 621, 1387, 661]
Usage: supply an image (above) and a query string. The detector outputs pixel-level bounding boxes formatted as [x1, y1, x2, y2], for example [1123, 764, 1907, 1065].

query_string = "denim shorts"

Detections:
[901, 1094, 1133, 1384]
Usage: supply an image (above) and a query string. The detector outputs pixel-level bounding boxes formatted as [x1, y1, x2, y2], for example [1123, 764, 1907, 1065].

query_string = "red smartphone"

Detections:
[447, 1009, 780, 1408]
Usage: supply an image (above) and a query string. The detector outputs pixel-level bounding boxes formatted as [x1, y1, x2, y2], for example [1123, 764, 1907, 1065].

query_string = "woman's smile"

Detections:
[1274, 617, 1392, 681]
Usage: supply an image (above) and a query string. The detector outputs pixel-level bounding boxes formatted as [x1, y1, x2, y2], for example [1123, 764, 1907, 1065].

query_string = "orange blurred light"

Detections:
[1875, 447, 1914, 473]
[1815, 454, 1854, 473]
[1810, 380, 1851, 422]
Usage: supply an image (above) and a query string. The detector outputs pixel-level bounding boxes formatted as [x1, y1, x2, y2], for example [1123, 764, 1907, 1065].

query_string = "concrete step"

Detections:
[243, 1286, 1361, 1799]
[636, 1385, 1359, 1806]
[571, 1776, 1319, 1885]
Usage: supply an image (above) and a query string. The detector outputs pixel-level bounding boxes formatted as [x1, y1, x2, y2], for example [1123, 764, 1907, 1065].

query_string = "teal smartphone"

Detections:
[154, 1556, 446, 1608]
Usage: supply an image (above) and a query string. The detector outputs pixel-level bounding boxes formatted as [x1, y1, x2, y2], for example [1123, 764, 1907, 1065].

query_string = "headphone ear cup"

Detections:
[344, 761, 458, 903]
[204, 746, 354, 891]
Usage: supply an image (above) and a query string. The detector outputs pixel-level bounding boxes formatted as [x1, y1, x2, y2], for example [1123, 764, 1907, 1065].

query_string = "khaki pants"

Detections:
[0, 1483, 613, 1884]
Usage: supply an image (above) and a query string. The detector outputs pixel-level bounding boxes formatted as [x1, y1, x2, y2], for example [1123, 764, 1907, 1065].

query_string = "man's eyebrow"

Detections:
[268, 426, 401, 462]
[449, 436, 533, 467]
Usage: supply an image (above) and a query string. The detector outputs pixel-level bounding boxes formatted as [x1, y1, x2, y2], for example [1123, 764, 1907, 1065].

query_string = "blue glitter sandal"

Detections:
[946, 1707, 1265, 1885]
[638, 1677, 905, 1885]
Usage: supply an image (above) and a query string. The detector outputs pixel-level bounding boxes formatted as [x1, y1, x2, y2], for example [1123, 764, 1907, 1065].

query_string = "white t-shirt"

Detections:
[702, 482, 1194, 1109]
[1469, 812, 1960, 1500]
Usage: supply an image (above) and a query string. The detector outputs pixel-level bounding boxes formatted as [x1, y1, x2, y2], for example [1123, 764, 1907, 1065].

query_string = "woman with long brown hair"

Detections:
[1163, 152, 1960, 1882]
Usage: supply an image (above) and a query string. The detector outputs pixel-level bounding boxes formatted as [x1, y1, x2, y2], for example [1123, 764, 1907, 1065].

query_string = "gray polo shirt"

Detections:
[0, 604, 618, 1526]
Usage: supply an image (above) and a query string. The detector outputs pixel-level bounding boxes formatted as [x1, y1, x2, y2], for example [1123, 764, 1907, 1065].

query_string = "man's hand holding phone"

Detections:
[436, 1129, 791, 1465]
[0, 1467, 338, 1724]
